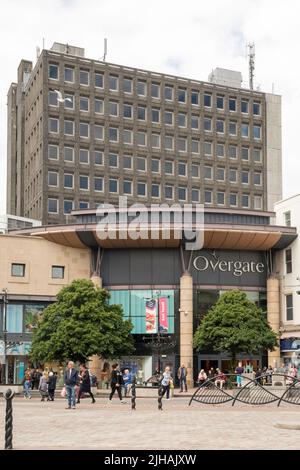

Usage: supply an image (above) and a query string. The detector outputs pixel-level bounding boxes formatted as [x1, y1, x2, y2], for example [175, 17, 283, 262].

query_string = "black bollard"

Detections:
[158, 385, 163, 411]
[4, 389, 15, 450]
[131, 375, 136, 410]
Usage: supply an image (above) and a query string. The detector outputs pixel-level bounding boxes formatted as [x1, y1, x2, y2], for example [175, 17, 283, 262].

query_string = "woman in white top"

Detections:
[160, 366, 172, 400]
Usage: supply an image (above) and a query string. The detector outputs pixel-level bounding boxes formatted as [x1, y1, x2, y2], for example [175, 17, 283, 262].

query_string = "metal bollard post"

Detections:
[4, 389, 15, 450]
[158, 385, 163, 411]
[131, 376, 136, 410]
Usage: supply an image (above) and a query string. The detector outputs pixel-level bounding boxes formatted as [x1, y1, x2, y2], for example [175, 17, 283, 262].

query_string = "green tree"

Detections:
[193, 290, 278, 368]
[30, 279, 134, 363]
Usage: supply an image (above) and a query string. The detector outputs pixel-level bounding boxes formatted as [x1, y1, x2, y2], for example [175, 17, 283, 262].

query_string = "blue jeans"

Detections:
[66, 385, 76, 407]
[180, 377, 187, 391]
[23, 380, 31, 398]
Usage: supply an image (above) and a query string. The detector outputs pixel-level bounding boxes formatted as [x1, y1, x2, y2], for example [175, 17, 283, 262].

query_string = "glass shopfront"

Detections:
[193, 289, 268, 380]
[0, 302, 48, 384]
[108, 289, 175, 334]
[108, 289, 178, 381]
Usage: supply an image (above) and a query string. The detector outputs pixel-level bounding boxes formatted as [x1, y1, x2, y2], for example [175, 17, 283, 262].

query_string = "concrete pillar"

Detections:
[90, 272, 102, 288]
[89, 273, 103, 377]
[180, 271, 194, 388]
[267, 276, 281, 368]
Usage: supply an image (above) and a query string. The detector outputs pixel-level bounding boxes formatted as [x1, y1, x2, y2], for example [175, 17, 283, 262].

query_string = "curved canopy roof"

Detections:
[13, 222, 297, 251]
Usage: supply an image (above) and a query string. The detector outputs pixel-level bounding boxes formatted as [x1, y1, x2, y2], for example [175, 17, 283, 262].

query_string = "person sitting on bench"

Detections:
[215, 369, 226, 389]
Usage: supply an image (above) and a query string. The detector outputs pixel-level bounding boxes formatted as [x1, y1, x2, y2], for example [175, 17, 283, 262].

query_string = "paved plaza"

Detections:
[0, 395, 300, 450]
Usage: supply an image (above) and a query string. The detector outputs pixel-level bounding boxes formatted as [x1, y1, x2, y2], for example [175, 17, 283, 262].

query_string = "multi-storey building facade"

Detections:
[275, 194, 300, 364]
[7, 42, 282, 225]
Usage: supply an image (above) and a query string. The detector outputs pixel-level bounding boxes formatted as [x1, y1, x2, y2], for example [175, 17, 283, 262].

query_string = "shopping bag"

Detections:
[61, 386, 66, 398]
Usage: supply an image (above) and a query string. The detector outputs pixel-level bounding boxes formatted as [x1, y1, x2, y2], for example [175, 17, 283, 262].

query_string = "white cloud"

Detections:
[0, 0, 300, 214]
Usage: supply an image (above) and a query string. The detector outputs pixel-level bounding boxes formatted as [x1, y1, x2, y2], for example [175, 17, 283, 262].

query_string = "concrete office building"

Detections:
[7, 42, 282, 225]
[275, 194, 300, 364]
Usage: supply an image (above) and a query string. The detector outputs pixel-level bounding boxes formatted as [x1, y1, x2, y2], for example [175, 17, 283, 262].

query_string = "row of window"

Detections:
[11, 263, 64, 279]
[48, 143, 262, 164]
[48, 188, 262, 214]
[49, 91, 262, 135]
[48, 64, 262, 114]
[48, 165, 262, 186]
[48, 118, 262, 149]
[48, 172, 103, 191]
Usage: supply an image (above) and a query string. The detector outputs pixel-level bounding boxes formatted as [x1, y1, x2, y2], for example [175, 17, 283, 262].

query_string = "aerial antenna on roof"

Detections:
[100, 38, 108, 61]
[247, 43, 255, 90]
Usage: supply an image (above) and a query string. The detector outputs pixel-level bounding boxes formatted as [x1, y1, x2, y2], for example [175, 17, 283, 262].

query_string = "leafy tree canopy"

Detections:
[30, 279, 134, 363]
[193, 290, 278, 362]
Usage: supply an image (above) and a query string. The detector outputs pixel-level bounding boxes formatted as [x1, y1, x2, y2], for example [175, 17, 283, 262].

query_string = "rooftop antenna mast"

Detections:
[247, 43, 255, 90]
[100, 38, 108, 61]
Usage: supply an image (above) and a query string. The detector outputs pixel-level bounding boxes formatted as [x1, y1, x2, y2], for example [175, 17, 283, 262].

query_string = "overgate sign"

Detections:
[193, 255, 265, 278]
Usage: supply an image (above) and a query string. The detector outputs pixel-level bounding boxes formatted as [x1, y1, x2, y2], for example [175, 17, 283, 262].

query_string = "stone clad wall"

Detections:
[0, 234, 91, 297]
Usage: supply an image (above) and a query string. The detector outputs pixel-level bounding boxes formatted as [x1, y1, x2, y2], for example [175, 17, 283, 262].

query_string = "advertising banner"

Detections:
[159, 297, 168, 333]
[145, 298, 157, 333]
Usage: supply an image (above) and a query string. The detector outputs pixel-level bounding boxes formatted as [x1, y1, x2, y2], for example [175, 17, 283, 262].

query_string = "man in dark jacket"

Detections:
[177, 364, 188, 392]
[64, 361, 78, 409]
[108, 363, 126, 403]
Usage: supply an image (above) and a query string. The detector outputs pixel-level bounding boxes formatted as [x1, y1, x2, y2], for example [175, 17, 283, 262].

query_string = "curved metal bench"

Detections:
[189, 373, 300, 407]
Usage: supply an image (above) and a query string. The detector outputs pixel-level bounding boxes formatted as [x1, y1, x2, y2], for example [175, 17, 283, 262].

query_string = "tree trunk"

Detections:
[230, 351, 236, 373]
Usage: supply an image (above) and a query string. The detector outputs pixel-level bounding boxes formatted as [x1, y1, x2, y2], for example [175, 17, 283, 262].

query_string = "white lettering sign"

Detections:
[193, 256, 265, 277]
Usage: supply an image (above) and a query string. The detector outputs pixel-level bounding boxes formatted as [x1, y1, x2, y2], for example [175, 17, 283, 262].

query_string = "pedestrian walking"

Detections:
[177, 363, 188, 392]
[108, 363, 126, 403]
[160, 366, 172, 400]
[39, 372, 49, 401]
[64, 361, 79, 409]
[22, 368, 32, 399]
[255, 368, 262, 385]
[266, 365, 273, 384]
[34, 369, 42, 390]
[77, 364, 96, 404]
[47, 371, 57, 401]
[122, 368, 132, 397]
[235, 362, 244, 388]
[30, 368, 35, 390]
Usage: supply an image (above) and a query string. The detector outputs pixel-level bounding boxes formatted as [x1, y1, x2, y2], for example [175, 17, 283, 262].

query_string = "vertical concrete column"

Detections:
[90, 272, 102, 288]
[89, 273, 103, 377]
[267, 276, 281, 368]
[180, 271, 194, 388]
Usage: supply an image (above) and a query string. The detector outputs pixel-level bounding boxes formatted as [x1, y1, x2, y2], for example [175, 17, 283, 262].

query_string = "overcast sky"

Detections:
[0, 0, 299, 214]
